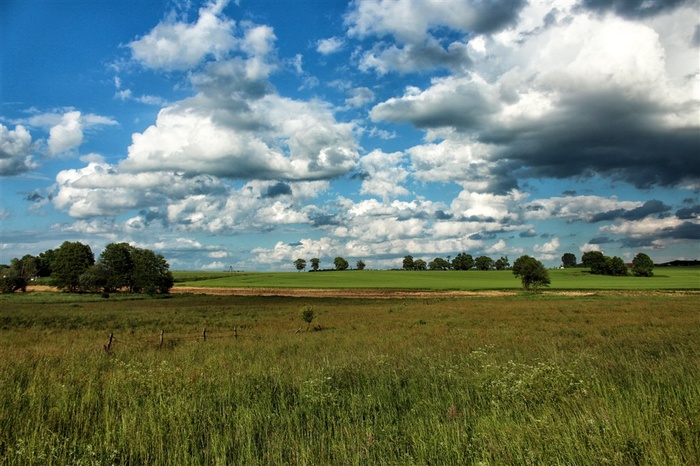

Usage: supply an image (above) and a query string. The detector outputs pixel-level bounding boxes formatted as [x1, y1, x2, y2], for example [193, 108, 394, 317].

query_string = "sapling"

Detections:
[300, 306, 315, 331]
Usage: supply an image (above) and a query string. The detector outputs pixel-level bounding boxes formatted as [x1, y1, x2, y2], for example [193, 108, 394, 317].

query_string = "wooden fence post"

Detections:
[104, 333, 114, 353]
[202, 327, 207, 342]
[233, 326, 237, 339]
[159, 330, 164, 349]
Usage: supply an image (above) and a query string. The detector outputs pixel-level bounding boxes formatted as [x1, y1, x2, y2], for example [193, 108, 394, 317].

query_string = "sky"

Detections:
[1, 0, 699, 271]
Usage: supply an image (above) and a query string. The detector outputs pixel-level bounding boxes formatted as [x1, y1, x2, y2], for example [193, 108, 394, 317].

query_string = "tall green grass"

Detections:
[1, 293, 698, 464]
[174, 267, 700, 291]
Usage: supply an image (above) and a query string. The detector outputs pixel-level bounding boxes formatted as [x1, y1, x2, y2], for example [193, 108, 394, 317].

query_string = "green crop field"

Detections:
[1, 290, 698, 465]
[174, 266, 700, 291]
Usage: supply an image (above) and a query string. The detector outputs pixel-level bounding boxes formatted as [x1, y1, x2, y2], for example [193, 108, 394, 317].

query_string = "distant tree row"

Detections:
[580, 251, 654, 277]
[294, 257, 366, 272]
[403, 254, 510, 271]
[1, 241, 173, 294]
[560, 252, 654, 277]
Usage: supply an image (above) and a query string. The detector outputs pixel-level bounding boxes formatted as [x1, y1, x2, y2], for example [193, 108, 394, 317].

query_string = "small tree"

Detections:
[300, 305, 315, 331]
[631, 253, 654, 277]
[414, 259, 427, 270]
[402, 255, 415, 270]
[356, 259, 366, 270]
[334, 256, 349, 271]
[512, 255, 550, 292]
[310, 258, 320, 271]
[561, 253, 577, 268]
[294, 258, 307, 272]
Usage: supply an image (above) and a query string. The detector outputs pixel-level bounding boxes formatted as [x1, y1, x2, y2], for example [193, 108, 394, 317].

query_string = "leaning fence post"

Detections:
[159, 330, 164, 349]
[202, 327, 207, 342]
[104, 333, 114, 353]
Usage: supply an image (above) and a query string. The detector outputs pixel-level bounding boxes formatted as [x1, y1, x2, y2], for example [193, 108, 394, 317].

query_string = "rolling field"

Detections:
[1, 289, 699, 465]
[174, 266, 700, 291]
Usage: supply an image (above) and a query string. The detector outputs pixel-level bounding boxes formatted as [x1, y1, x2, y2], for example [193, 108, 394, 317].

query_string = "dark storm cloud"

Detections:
[619, 221, 700, 249]
[490, 91, 700, 188]
[469, 0, 528, 34]
[579, 0, 694, 18]
[261, 182, 292, 198]
[676, 205, 700, 219]
[589, 200, 671, 223]
[661, 221, 700, 240]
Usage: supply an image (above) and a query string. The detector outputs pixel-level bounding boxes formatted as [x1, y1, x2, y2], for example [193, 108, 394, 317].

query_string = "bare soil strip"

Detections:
[171, 286, 519, 298]
[24, 285, 698, 298]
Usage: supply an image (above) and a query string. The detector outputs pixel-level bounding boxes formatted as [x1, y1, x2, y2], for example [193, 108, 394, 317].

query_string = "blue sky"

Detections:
[1, 0, 699, 271]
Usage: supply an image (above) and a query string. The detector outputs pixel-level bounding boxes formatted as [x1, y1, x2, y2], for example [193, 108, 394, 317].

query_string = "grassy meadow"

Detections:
[1, 290, 699, 465]
[174, 266, 700, 291]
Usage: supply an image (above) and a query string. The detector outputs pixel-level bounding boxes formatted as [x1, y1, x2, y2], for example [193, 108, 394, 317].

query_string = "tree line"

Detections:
[563, 252, 654, 277]
[1, 241, 174, 295]
[294, 257, 366, 272]
[403, 253, 511, 271]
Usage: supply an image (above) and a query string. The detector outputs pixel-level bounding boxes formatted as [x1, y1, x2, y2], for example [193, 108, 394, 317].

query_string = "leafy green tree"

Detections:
[36, 249, 56, 277]
[79, 263, 109, 293]
[100, 243, 135, 291]
[512, 255, 551, 292]
[310, 258, 320, 271]
[474, 256, 495, 271]
[356, 259, 366, 270]
[561, 253, 577, 268]
[610, 256, 628, 276]
[52, 241, 95, 292]
[402, 255, 414, 270]
[0, 256, 37, 293]
[631, 253, 654, 277]
[334, 256, 349, 271]
[582, 251, 607, 275]
[452, 253, 474, 270]
[428, 257, 451, 270]
[414, 259, 427, 271]
[131, 248, 174, 295]
[294, 258, 307, 272]
[495, 256, 510, 270]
